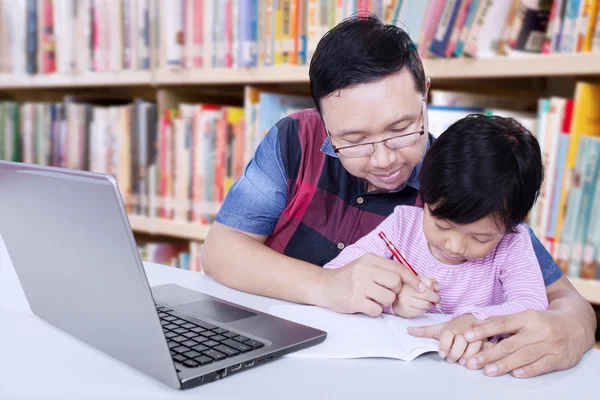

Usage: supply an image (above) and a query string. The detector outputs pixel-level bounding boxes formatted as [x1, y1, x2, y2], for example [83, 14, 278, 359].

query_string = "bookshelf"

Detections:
[569, 278, 600, 305]
[128, 215, 211, 242]
[1, 54, 599, 90]
[0, 71, 153, 89]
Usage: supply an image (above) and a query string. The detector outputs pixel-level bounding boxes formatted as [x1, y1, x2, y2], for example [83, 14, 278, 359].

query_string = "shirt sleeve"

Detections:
[215, 124, 288, 235]
[323, 209, 403, 315]
[452, 230, 549, 320]
[523, 223, 563, 286]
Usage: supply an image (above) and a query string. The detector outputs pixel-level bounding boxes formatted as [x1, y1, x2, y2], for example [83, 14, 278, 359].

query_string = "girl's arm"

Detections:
[452, 230, 549, 320]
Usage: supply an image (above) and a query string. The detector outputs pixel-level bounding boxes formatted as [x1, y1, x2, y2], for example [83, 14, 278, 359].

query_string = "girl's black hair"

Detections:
[419, 114, 544, 233]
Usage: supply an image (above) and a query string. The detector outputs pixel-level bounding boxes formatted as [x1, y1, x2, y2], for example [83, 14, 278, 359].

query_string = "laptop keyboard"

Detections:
[155, 303, 265, 369]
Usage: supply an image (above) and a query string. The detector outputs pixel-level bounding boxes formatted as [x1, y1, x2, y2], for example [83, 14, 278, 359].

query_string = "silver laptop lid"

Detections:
[0, 161, 180, 389]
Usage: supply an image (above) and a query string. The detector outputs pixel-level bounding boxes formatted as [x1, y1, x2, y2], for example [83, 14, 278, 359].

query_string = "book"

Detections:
[268, 304, 450, 361]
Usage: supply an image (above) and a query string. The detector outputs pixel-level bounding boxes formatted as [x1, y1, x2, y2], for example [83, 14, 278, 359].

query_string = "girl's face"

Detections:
[422, 203, 505, 265]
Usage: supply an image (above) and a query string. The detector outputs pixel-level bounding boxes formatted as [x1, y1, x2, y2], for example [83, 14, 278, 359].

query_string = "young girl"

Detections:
[324, 113, 548, 366]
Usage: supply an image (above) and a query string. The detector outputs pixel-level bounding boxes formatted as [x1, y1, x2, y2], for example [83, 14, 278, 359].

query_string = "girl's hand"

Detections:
[437, 314, 483, 364]
[392, 276, 440, 318]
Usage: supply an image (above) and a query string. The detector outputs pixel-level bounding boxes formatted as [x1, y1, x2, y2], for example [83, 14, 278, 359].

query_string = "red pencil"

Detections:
[378, 231, 445, 315]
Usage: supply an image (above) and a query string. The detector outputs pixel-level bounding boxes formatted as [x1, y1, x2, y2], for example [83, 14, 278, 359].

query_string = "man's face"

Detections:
[320, 69, 429, 191]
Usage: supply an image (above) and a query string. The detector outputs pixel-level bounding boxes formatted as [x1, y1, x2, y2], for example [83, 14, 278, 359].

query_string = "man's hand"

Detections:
[393, 277, 441, 318]
[408, 314, 488, 364]
[462, 308, 595, 378]
[319, 253, 433, 317]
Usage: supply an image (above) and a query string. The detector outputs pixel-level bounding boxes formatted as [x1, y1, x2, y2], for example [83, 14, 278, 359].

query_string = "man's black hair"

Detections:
[309, 15, 426, 113]
[419, 114, 544, 234]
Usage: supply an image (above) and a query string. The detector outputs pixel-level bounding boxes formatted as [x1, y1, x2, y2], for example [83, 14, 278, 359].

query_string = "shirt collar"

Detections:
[319, 135, 431, 191]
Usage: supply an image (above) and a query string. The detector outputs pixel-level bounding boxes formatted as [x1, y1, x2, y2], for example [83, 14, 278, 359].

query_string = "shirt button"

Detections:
[356, 197, 364, 205]
[337, 242, 345, 250]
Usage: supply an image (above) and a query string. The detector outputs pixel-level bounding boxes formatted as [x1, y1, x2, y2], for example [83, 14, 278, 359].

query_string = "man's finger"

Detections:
[479, 343, 547, 377]
[512, 355, 561, 379]
[465, 334, 539, 371]
[370, 267, 404, 294]
[407, 323, 442, 340]
[365, 282, 396, 307]
[463, 315, 523, 342]
[359, 298, 383, 317]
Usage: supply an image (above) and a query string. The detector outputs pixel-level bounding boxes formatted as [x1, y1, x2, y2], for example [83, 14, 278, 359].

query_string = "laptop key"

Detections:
[211, 335, 227, 342]
[182, 340, 198, 348]
[163, 316, 177, 322]
[165, 332, 177, 339]
[173, 354, 187, 363]
[172, 336, 188, 343]
[192, 336, 208, 344]
[214, 345, 240, 357]
[173, 327, 188, 334]
[194, 321, 217, 330]
[183, 350, 202, 359]
[182, 323, 196, 329]
[160, 320, 170, 326]
[183, 332, 199, 339]
[183, 359, 199, 368]
[223, 332, 238, 338]
[245, 340, 264, 349]
[233, 335, 251, 343]
[223, 339, 252, 353]
[191, 327, 205, 334]
[203, 349, 226, 361]
[192, 344, 209, 353]
[194, 355, 214, 366]
[168, 342, 179, 348]
[212, 328, 229, 334]
[165, 324, 178, 330]
[200, 331, 216, 338]
[203, 340, 220, 348]
[173, 319, 188, 325]
[172, 345, 191, 354]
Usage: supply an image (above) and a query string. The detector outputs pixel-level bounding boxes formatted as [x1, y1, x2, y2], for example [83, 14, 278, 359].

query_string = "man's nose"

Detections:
[370, 142, 397, 169]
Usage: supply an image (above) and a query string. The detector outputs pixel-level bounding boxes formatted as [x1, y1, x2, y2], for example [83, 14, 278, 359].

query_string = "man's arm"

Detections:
[201, 121, 425, 316]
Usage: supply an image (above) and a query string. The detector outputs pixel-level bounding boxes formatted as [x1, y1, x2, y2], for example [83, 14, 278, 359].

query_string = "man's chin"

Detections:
[368, 176, 409, 191]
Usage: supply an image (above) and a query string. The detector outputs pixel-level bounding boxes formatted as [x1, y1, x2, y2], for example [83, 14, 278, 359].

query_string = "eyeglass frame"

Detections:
[328, 98, 428, 158]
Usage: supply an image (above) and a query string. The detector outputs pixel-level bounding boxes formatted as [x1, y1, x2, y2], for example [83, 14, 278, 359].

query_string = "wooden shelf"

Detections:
[1, 54, 599, 89]
[569, 277, 600, 305]
[155, 54, 600, 85]
[128, 215, 210, 242]
[0, 70, 153, 89]
[155, 65, 311, 85]
[423, 53, 600, 79]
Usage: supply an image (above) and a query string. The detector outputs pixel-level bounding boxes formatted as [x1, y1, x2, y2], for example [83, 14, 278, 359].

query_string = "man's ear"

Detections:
[425, 76, 431, 96]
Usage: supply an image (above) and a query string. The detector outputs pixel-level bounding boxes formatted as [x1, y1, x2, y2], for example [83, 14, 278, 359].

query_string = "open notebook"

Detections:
[269, 305, 451, 361]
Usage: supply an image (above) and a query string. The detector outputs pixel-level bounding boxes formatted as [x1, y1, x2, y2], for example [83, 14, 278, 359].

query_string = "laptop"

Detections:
[0, 160, 327, 389]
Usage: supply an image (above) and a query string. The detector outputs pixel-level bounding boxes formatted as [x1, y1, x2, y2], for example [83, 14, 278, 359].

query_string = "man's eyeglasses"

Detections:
[330, 99, 428, 159]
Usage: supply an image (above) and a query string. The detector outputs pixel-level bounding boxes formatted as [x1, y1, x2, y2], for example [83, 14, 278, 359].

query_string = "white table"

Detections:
[1, 236, 599, 400]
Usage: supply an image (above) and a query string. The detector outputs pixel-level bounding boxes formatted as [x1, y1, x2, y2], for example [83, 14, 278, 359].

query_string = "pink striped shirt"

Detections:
[324, 206, 549, 320]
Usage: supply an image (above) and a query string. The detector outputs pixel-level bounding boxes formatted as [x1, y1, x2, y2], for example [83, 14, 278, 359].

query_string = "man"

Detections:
[201, 16, 596, 378]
